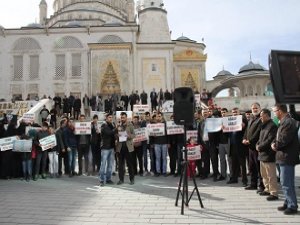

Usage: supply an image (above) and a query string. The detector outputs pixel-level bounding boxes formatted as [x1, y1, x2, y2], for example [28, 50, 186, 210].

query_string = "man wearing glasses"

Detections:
[271, 104, 299, 215]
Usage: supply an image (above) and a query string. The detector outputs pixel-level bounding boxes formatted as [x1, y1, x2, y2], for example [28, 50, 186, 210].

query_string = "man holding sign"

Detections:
[34, 122, 50, 180]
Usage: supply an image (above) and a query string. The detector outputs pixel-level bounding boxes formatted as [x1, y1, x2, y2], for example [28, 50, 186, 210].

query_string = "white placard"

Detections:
[13, 140, 32, 152]
[147, 123, 165, 136]
[161, 100, 174, 113]
[118, 131, 128, 142]
[205, 118, 223, 133]
[39, 134, 57, 151]
[0, 136, 18, 151]
[187, 145, 202, 161]
[222, 115, 243, 133]
[186, 130, 198, 142]
[166, 121, 184, 135]
[195, 94, 201, 106]
[91, 111, 106, 121]
[22, 113, 35, 123]
[25, 126, 42, 135]
[75, 122, 92, 135]
[116, 111, 133, 121]
[133, 127, 148, 143]
[133, 105, 150, 114]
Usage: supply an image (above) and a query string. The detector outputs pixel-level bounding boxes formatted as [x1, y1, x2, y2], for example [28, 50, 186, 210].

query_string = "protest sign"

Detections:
[0, 136, 18, 151]
[75, 122, 92, 135]
[166, 121, 184, 135]
[25, 126, 42, 135]
[22, 113, 35, 123]
[222, 115, 242, 133]
[205, 118, 223, 133]
[187, 145, 202, 161]
[13, 140, 32, 152]
[133, 105, 150, 114]
[91, 111, 106, 121]
[186, 130, 198, 142]
[161, 101, 174, 113]
[133, 127, 148, 143]
[195, 94, 201, 107]
[39, 134, 57, 151]
[116, 111, 133, 121]
[147, 123, 165, 136]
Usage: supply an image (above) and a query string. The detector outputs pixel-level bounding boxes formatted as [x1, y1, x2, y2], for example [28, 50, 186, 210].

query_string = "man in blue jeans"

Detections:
[271, 104, 299, 215]
[99, 113, 116, 186]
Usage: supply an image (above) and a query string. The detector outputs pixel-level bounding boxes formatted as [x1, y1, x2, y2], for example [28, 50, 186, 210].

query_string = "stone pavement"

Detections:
[0, 167, 299, 225]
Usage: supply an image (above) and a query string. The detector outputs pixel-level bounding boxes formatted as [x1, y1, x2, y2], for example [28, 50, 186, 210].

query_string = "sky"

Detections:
[0, 0, 300, 80]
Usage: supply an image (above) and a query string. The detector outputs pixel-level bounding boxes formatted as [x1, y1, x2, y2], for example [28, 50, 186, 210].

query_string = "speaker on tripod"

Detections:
[173, 87, 204, 215]
[173, 87, 195, 126]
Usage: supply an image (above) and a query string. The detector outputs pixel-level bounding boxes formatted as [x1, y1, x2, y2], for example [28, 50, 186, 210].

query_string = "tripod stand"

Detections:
[175, 126, 204, 215]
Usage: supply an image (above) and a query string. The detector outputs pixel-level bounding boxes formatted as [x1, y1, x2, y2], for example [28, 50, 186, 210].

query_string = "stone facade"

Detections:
[0, 0, 207, 100]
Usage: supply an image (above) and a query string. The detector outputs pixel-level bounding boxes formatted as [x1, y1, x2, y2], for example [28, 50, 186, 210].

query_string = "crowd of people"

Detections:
[0, 92, 299, 215]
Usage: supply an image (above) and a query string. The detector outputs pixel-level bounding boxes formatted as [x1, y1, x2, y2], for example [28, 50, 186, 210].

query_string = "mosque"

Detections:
[0, 0, 274, 109]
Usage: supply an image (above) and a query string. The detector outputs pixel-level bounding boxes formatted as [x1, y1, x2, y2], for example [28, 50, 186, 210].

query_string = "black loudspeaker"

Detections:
[174, 87, 195, 125]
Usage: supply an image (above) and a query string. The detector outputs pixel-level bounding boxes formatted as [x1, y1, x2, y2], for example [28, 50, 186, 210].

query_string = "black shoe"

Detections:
[284, 208, 298, 215]
[106, 180, 114, 185]
[278, 205, 288, 211]
[117, 180, 124, 185]
[99, 181, 104, 187]
[174, 173, 179, 177]
[163, 173, 167, 177]
[267, 195, 278, 201]
[200, 175, 208, 180]
[227, 179, 238, 184]
[216, 176, 225, 181]
[245, 185, 257, 190]
[130, 180, 135, 185]
[259, 191, 270, 196]
[155, 173, 160, 177]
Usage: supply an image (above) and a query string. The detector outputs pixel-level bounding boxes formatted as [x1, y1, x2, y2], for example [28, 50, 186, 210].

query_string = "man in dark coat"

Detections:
[243, 102, 264, 191]
[256, 109, 278, 201]
[272, 104, 300, 215]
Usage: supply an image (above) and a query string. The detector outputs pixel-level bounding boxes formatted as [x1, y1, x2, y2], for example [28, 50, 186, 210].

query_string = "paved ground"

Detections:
[0, 167, 299, 225]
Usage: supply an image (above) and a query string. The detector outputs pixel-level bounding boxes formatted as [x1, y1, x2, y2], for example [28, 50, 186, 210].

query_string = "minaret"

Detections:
[137, 0, 171, 42]
[39, 0, 47, 26]
[127, 0, 135, 22]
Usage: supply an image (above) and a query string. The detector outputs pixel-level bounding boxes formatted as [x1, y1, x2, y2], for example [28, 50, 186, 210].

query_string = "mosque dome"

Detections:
[0, 25, 4, 29]
[63, 21, 82, 27]
[48, 0, 133, 27]
[239, 61, 266, 73]
[176, 35, 196, 43]
[213, 69, 234, 79]
[24, 23, 43, 29]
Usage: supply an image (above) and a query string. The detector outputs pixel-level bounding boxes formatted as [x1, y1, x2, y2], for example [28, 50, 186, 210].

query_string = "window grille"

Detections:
[13, 55, 23, 80]
[13, 38, 41, 51]
[54, 36, 83, 49]
[55, 54, 65, 79]
[29, 55, 39, 80]
[72, 53, 81, 77]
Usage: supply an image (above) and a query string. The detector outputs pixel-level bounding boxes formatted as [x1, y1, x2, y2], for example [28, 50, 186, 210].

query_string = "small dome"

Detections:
[25, 23, 43, 28]
[176, 35, 196, 43]
[0, 25, 4, 29]
[63, 21, 82, 27]
[103, 22, 123, 27]
[213, 69, 233, 79]
[239, 61, 266, 73]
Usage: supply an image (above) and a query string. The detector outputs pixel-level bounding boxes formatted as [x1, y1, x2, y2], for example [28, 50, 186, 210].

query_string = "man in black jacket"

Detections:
[99, 113, 115, 186]
[272, 104, 299, 215]
[243, 102, 264, 191]
[256, 109, 278, 201]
